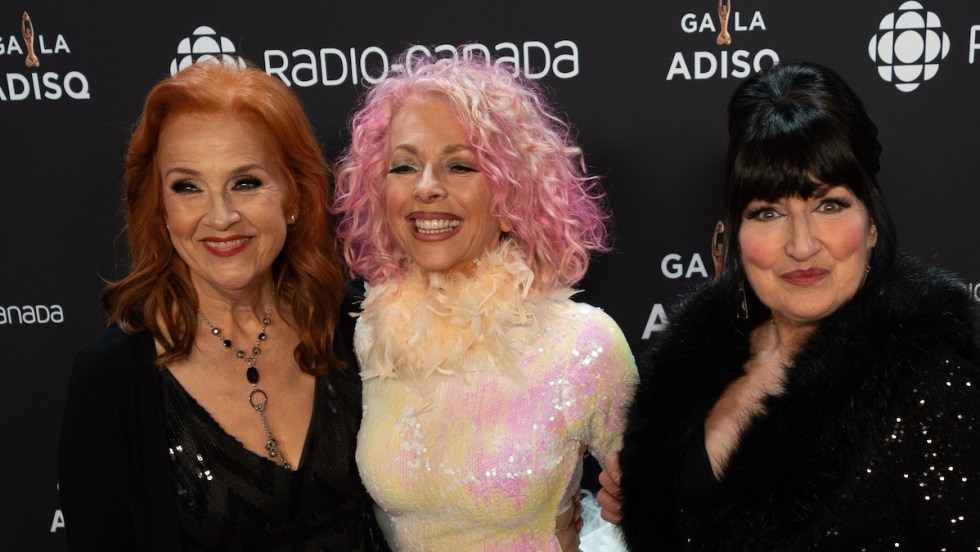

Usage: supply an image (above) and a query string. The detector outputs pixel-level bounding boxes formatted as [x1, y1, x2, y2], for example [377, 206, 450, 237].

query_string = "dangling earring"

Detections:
[711, 221, 725, 280]
[736, 280, 749, 319]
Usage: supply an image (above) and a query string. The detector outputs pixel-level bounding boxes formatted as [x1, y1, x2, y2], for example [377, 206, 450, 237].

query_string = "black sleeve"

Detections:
[618, 355, 682, 550]
[57, 329, 179, 552]
[58, 333, 139, 550]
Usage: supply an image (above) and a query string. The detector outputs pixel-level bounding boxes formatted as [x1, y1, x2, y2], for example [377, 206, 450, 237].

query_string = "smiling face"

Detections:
[383, 96, 509, 274]
[739, 183, 878, 328]
[159, 113, 291, 298]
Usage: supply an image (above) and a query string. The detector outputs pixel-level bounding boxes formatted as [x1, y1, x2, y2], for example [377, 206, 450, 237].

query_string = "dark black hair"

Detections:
[719, 61, 897, 324]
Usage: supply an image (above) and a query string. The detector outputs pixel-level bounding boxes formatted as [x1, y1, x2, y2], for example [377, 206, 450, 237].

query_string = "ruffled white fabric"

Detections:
[579, 490, 628, 552]
[357, 239, 574, 381]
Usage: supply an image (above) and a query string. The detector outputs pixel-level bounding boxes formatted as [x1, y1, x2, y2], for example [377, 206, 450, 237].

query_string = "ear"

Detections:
[868, 223, 878, 248]
[499, 217, 513, 233]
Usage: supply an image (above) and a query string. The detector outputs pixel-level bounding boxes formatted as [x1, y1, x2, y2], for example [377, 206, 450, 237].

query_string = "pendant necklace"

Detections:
[199, 287, 290, 469]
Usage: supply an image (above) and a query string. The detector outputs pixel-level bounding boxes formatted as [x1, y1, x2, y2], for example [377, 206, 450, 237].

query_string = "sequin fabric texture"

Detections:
[616, 255, 980, 551]
[163, 368, 388, 552]
[817, 356, 980, 551]
[356, 301, 637, 551]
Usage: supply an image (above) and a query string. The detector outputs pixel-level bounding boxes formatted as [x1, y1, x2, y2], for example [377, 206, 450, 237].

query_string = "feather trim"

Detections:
[357, 239, 575, 381]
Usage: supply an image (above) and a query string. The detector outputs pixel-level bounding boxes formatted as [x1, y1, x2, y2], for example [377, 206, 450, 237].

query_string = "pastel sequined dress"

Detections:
[354, 240, 638, 551]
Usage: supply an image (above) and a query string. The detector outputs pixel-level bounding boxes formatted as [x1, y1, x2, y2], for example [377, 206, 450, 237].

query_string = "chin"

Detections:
[780, 308, 837, 325]
[204, 273, 267, 293]
[411, 254, 464, 274]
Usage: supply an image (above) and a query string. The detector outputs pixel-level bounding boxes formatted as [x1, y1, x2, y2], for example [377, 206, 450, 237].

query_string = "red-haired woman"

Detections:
[58, 62, 387, 552]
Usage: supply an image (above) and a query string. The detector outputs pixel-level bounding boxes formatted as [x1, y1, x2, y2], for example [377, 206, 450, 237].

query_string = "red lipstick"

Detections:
[201, 235, 251, 257]
[780, 268, 829, 286]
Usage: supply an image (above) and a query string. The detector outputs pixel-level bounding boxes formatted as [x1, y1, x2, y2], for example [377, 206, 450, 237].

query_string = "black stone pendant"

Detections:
[246, 366, 259, 384]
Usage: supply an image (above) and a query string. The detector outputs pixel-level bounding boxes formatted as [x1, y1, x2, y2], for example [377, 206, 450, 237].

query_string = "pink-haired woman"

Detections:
[333, 52, 637, 551]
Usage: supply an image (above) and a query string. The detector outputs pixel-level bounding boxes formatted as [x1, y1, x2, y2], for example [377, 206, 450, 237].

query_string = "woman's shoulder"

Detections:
[869, 253, 974, 320]
[641, 280, 740, 361]
[73, 326, 157, 382]
[544, 300, 638, 390]
[846, 253, 978, 361]
[552, 298, 614, 323]
[548, 298, 629, 346]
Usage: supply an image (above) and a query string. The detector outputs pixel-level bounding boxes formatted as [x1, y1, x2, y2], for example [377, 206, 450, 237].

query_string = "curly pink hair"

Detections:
[334, 52, 610, 293]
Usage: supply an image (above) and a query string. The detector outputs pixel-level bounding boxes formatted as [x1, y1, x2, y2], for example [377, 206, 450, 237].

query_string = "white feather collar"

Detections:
[356, 239, 574, 381]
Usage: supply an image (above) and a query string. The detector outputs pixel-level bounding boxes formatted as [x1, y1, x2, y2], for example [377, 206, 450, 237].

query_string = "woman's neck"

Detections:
[194, 279, 276, 338]
[759, 314, 818, 363]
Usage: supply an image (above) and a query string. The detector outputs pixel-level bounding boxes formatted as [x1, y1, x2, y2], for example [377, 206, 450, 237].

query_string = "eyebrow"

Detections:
[806, 182, 837, 199]
[390, 144, 474, 156]
[163, 163, 265, 178]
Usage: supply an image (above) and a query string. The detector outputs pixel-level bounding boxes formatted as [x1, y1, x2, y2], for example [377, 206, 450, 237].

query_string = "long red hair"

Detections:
[103, 62, 345, 373]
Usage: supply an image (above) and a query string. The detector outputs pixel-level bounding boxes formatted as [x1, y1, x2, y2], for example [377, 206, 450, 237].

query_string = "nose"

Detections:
[414, 168, 446, 203]
[204, 193, 241, 228]
[785, 214, 820, 260]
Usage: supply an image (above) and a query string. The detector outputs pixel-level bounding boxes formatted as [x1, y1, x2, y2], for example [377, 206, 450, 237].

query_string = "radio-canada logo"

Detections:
[868, 1, 950, 92]
[170, 26, 246, 76]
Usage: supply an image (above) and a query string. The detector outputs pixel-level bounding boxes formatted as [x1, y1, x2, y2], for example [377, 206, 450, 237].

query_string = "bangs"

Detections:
[730, 117, 868, 208]
[720, 60, 896, 282]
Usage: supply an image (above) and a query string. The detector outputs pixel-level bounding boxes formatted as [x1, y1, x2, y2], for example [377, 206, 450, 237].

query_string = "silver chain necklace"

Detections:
[199, 288, 290, 469]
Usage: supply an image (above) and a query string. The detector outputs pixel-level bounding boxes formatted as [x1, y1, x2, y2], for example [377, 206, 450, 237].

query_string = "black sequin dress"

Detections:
[58, 324, 388, 552]
[162, 367, 386, 552]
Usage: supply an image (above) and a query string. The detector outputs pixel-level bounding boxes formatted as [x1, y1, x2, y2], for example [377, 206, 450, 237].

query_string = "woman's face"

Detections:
[739, 183, 877, 327]
[383, 96, 509, 274]
[159, 113, 291, 298]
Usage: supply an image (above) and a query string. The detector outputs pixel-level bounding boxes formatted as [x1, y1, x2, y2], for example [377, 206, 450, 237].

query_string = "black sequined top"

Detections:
[162, 367, 387, 552]
[619, 254, 980, 551]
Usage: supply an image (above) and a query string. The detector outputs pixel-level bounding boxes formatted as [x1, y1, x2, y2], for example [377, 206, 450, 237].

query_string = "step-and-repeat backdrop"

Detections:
[2, 1, 978, 549]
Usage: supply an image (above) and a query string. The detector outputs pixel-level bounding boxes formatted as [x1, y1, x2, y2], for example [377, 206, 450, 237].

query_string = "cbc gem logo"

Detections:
[868, 1, 950, 92]
[170, 26, 245, 76]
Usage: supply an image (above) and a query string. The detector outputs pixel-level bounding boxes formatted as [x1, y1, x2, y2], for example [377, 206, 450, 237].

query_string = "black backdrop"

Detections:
[2, 1, 978, 549]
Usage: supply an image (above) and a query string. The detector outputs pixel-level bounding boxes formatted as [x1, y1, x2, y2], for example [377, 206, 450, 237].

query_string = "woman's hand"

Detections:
[597, 451, 623, 524]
